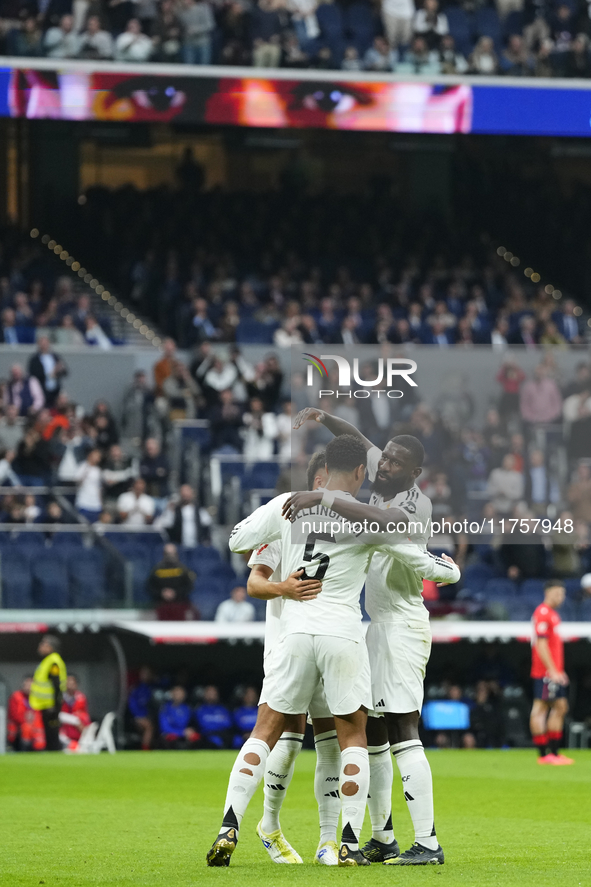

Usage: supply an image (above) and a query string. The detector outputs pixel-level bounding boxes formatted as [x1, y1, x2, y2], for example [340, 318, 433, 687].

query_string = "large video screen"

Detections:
[2, 66, 591, 136]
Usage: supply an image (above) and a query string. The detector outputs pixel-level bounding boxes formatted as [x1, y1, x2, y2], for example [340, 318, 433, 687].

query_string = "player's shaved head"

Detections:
[390, 434, 425, 468]
[306, 450, 327, 491]
[325, 435, 367, 474]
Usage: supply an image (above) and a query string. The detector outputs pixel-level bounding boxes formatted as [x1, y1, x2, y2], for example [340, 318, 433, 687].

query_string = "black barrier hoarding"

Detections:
[289, 345, 591, 545]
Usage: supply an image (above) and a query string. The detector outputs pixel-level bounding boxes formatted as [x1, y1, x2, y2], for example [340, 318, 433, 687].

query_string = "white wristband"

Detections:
[321, 490, 336, 510]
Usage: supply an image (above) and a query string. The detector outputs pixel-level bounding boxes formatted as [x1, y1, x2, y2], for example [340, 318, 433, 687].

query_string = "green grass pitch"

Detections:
[1, 750, 590, 886]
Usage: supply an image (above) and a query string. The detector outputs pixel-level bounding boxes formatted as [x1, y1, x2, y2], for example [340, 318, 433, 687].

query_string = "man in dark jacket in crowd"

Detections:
[28, 336, 68, 408]
[148, 543, 197, 620]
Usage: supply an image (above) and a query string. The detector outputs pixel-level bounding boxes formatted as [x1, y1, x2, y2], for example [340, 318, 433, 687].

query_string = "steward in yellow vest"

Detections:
[30, 635, 67, 751]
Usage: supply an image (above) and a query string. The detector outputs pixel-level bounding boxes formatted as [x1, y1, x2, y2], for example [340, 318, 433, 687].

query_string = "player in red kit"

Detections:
[59, 675, 91, 750]
[530, 582, 574, 766]
[7, 676, 45, 751]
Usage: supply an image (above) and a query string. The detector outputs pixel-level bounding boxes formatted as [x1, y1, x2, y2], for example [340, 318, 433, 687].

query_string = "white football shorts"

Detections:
[367, 620, 432, 716]
[259, 655, 331, 719]
[264, 633, 372, 717]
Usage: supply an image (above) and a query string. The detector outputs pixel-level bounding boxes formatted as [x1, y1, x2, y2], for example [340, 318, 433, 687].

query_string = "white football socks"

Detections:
[339, 746, 370, 851]
[260, 732, 304, 834]
[367, 742, 395, 844]
[313, 729, 341, 844]
[221, 737, 270, 833]
[391, 740, 438, 851]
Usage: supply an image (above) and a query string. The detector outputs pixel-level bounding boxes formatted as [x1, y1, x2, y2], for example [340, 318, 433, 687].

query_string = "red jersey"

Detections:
[531, 603, 563, 678]
[60, 691, 91, 741]
[7, 690, 45, 750]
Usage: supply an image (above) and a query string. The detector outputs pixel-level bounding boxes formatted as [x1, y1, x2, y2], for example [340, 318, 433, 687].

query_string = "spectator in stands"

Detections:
[103, 444, 138, 500]
[439, 34, 468, 73]
[84, 316, 112, 349]
[251, 0, 284, 67]
[0, 447, 20, 486]
[128, 665, 155, 750]
[469, 36, 499, 74]
[7, 677, 45, 752]
[54, 315, 85, 346]
[526, 448, 556, 512]
[567, 462, 591, 523]
[500, 34, 534, 75]
[121, 371, 156, 449]
[470, 681, 502, 748]
[496, 359, 525, 420]
[28, 336, 68, 408]
[563, 384, 591, 462]
[154, 338, 177, 396]
[117, 477, 156, 526]
[509, 314, 537, 346]
[156, 484, 212, 546]
[209, 388, 244, 453]
[0, 308, 20, 344]
[557, 299, 584, 343]
[13, 428, 51, 485]
[4, 364, 45, 416]
[499, 527, 547, 580]
[44, 14, 81, 58]
[0, 404, 24, 452]
[59, 675, 91, 750]
[412, 0, 448, 50]
[78, 15, 115, 59]
[178, 0, 215, 64]
[381, 0, 415, 49]
[487, 453, 524, 515]
[74, 448, 103, 521]
[159, 685, 200, 749]
[519, 363, 563, 429]
[195, 685, 233, 749]
[152, 0, 183, 62]
[12, 16, 44, 57]
[148, 542, 197, 620]
[242, 396, 278, 461]
[233, 685, 259, 747]
[162, 360, 200, 420]
[215, 585, 256, 622]
[139, 437, 169, 498]
[364, 35, 397, 70]
[115, 18, 153, 60]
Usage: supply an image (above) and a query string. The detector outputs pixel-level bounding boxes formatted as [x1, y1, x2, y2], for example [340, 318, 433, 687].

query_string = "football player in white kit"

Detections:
[288, 408, 448, 866]
[247, 451, 342, 867]
[206, 435, 460, 868]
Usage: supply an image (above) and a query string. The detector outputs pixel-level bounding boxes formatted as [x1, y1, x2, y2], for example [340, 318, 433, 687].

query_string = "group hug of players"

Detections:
[206, 408, 574, 868]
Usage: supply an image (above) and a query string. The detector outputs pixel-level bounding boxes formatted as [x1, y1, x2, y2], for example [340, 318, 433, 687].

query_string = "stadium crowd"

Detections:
[1, 0, 591, 77]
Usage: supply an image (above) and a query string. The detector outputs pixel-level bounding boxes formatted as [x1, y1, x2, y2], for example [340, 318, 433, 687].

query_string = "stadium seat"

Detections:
[564, 578, 582, 598]
[316, 0, 346, 63]
[474, 7, 503, 50]
[32, 552, 70, 609]
[235, 319, 277, 344]
[0, 549, 33, 608]
[69, 549, 107, 608]
[193, 578, 231, 620]
[519, 579, 545, 600]
[111, 542, 153, 606]
[344, 1, 376, 55]
[445, 6, 474, 56]
[484, 578, 518, 600]
[462, 563, 496, 593]
[243, 462, 280, 490]
[51, 534, 84, 548]
[504, 10, 524, 37]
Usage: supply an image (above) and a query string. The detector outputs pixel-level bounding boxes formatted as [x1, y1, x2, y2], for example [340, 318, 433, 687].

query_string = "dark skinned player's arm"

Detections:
[292, 407, 374, 451]
[282, 491, 410, 528]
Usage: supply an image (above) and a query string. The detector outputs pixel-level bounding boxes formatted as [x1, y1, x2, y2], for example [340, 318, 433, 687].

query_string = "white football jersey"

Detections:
[247, 541, 282, 660]
[365, 446, 434, 624]
[231, 490, 456, 642]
